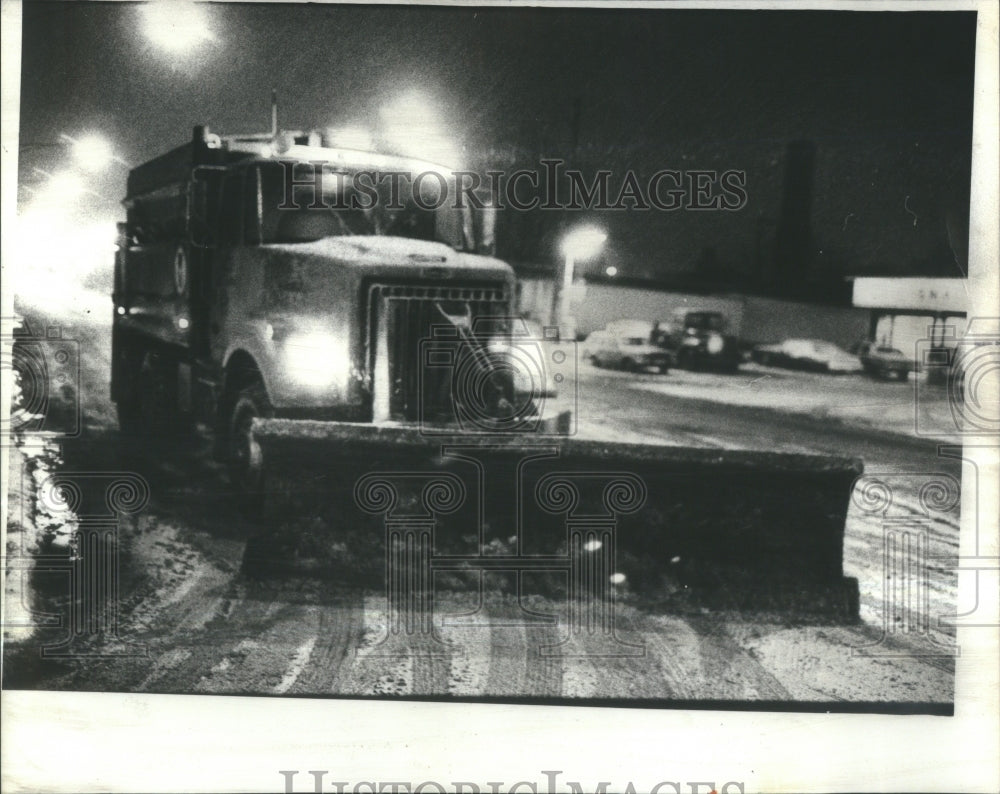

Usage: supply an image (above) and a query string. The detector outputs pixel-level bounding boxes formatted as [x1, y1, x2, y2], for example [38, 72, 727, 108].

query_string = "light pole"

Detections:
[552, 226, 606, 337]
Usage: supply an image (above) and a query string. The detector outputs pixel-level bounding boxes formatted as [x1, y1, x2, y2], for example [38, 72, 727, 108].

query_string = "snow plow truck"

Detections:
[111, 123, 862, 618]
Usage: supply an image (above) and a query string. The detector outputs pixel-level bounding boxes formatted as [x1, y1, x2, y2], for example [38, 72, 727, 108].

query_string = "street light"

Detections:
[140, 1, 215, 53]
[553, 226, 607, 334]
[28, 168, 94, 209]
[46, 171, 87, 200]
[59, 133, 127, 172]
[561, 227, 608, 260]
[22, 134, 126, 220]
[379, 90, 459, 167]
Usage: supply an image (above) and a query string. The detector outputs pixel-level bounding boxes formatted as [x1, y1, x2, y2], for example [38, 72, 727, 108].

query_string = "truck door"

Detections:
[189, 167, 223, 358]
[208, 167, 269, 364]
[204, 169, 244, 361]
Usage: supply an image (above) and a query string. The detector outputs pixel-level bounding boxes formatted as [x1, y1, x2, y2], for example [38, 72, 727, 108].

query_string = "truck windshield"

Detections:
[258, 161, 454, 246]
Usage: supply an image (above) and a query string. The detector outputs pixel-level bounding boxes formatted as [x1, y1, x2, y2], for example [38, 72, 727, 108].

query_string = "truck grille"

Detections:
[366, 283, 510, 423]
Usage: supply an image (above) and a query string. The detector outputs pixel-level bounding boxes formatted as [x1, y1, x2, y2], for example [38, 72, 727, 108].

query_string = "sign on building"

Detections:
[852, 277, 968, 314]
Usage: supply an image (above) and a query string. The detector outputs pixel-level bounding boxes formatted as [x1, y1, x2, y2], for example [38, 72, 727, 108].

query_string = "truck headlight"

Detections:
[283, 332, 350, 389]
[706, 333, 724, 354]
[682, 336, 700, 347]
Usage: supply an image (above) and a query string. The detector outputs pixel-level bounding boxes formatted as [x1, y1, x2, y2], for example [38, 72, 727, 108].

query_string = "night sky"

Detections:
[17, 3, 978, 297]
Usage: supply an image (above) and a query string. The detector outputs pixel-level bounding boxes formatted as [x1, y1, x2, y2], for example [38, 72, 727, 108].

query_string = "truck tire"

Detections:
[227, 382, 273, 509]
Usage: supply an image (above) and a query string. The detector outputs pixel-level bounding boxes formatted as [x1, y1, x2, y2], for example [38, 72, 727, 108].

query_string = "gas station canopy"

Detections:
[852, 277, 968, 314]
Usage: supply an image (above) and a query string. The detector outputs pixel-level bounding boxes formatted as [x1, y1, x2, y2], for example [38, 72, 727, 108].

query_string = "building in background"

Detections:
[517, 269, 870, 349]
[851, 276, 969, 364]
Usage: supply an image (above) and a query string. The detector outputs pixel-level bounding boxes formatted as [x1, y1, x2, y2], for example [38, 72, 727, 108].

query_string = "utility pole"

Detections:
[551, 96, 584, 331]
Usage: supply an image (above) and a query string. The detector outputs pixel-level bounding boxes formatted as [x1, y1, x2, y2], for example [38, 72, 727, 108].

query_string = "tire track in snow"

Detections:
[688, 616, 792, 700]
[589, 612, 706, 700]
[148, 584, 285, 693]
[274, 635, 318, 693]
[477, 593, 562, 697]
[288, 588, 366, 694]
[439, 601, 493, 696]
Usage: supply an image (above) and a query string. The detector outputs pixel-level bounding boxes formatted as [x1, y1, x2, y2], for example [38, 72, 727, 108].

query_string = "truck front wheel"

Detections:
[227, 382, 273, 507]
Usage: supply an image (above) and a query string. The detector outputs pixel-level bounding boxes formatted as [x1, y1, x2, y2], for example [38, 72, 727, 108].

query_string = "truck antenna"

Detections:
[271, 89, 278, 137]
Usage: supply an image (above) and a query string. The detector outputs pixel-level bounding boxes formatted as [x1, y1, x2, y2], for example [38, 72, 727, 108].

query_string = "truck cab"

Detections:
[112, 125, 515, 494]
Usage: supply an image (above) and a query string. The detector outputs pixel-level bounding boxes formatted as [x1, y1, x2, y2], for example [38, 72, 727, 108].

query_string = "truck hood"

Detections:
[265, 235, 512, 279]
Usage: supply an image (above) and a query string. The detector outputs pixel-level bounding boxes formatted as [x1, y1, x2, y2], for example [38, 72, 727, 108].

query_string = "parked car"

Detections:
[752, 338, 862, 373]
[580, 329, 610, 361]
[585, 322, 671, 373]
[856, 341, 914, 381]
[651, 309, 742, 373]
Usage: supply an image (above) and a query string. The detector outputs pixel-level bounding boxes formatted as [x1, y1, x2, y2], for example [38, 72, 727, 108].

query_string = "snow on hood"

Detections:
[265, 235, 510, 274]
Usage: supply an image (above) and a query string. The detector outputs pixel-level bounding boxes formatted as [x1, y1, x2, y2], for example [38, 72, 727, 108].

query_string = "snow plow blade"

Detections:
[247, 419, 862, 620]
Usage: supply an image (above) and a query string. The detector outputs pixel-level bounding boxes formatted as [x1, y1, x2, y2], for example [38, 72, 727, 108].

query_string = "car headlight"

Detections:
[282, 331, 350, 389]
[706, 333, 724, 354]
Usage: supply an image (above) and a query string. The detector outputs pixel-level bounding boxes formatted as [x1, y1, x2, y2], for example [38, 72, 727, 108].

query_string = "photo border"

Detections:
[1, 1, 996, 792]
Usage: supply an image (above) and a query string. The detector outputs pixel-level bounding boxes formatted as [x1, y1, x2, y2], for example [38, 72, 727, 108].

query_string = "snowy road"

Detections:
[3, 308, 961, 707]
